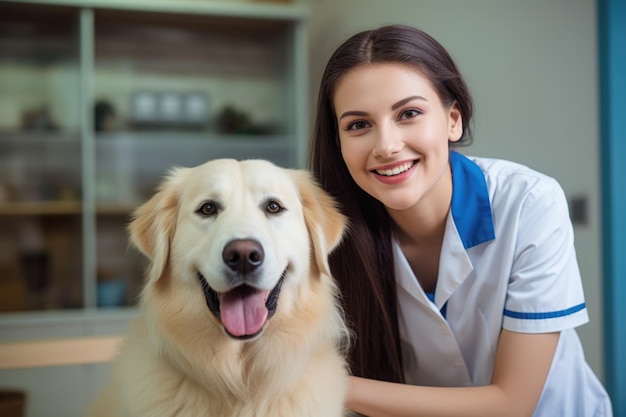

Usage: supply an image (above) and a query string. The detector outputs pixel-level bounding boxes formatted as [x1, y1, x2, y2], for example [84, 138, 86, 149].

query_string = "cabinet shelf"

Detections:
[15, 0, 308, 21]
[96, 130, 294, 144]
[0, 131, 81, 143]
[0, 201, 82, 216]
[0, 201, 140, 216]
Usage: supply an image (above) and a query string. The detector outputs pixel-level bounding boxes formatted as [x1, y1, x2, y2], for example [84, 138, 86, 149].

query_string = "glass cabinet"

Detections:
[0, 0, 309, 314]
[0, 3, 84, 312]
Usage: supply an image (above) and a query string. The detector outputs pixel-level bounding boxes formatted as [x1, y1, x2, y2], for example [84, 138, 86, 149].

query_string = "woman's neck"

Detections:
[386, 165, 453, 248]
[386, 167, 453, 292]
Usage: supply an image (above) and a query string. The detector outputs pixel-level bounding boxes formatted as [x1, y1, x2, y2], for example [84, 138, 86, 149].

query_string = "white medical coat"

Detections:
[396, 151, 612, 416]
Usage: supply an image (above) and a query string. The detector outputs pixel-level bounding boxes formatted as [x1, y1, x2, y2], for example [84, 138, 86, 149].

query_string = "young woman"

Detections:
[309, 24, 612, 417]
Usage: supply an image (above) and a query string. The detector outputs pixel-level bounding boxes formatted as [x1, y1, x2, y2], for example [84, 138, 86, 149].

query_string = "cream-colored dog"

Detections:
[87, 159, 350, 417]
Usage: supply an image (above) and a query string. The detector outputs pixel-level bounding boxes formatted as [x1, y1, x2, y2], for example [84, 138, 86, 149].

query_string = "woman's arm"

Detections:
[346, 329, 559, 417]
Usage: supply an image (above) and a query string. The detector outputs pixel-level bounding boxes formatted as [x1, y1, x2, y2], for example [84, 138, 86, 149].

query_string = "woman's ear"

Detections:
[448, 101, 463, 143]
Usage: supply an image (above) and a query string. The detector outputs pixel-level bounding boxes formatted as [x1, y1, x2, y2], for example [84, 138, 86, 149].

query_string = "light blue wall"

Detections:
[599, 0, 626, 412]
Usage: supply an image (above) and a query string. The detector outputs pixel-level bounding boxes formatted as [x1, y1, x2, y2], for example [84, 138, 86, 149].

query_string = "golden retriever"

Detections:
[87, 159, 350, 417]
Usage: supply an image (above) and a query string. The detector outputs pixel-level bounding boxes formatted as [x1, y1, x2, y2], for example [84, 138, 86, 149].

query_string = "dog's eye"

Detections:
[265, 200, 283, 214]
[197, 201, 218, 216]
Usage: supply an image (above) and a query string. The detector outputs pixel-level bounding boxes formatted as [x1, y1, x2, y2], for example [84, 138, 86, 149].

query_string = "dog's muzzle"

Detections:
[198, 238, 286, 340]
[198, 271, 285, 340]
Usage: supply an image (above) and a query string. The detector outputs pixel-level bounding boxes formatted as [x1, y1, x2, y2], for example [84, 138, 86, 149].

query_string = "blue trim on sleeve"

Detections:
[449, 151, 496, 249]
[503, 303, 586, 320]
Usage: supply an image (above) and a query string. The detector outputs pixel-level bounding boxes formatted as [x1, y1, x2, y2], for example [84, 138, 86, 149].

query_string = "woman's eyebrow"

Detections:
[391, 95, 427, 110]
[339, 110, 368, 120]
[338, 96, 427, 120]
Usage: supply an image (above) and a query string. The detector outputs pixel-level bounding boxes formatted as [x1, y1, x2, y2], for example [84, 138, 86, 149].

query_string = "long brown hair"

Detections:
[308, 24, 474, 383]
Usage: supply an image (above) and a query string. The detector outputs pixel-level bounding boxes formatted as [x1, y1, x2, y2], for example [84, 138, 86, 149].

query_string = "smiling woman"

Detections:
[309, 24, 612, 417]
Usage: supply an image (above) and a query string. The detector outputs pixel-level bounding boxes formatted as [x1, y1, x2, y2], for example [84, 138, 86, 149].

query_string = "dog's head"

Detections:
[129, 159, 346, 341]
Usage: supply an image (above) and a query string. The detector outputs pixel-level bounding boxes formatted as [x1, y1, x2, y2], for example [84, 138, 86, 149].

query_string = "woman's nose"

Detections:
[372, 125, 403, 158]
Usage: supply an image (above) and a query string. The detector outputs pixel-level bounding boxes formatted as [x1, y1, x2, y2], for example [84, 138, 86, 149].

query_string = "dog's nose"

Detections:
[222, 239, 264, 274]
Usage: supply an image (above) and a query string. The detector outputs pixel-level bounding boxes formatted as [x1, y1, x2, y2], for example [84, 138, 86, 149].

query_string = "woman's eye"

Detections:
[265, 200, 283, 214]
[399, 108, 422, 120]
[347, 120, 369, 131]
[197, 201, 218, 216]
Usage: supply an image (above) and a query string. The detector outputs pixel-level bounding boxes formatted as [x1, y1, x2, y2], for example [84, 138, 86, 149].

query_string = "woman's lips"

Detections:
[371, 160, 418, 184]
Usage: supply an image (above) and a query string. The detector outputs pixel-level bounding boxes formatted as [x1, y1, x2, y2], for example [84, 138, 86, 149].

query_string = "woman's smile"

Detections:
[372, 160, 419, 185]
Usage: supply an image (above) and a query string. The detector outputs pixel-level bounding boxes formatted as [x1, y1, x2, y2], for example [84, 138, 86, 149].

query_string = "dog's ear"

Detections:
[291, 170, 347, 276]
[128, 168, 187, 282]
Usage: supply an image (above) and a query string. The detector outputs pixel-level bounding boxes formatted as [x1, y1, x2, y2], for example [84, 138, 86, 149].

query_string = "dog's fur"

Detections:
[87, 159, 350, 417]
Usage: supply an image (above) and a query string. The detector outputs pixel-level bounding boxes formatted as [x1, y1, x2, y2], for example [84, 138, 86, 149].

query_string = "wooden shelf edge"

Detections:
[0, 201, 82, 216]
[0, 201, 139, 216]
[0, 335, 124, 369]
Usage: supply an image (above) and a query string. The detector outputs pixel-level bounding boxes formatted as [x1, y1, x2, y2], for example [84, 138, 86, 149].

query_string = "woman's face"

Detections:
[333, 63, 463, 212]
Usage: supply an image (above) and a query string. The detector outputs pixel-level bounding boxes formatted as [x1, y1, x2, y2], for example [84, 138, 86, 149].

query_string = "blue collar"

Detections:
[449, 151, 495, 249]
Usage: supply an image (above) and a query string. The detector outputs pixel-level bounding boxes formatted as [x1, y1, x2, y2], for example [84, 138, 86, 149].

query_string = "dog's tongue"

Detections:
[220, 287, 269, 337]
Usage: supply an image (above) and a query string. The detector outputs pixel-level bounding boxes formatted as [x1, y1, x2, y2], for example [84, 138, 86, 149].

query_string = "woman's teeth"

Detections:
[375, 161, 414, 176]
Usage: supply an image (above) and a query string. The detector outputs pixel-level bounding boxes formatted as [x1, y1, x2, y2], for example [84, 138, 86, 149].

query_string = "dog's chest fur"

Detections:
[88, 318, 348, 417]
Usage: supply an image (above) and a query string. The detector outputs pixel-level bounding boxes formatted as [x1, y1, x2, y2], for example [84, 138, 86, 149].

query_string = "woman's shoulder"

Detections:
[459, 154, 574, 252]
[464, 154, 564, 198]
